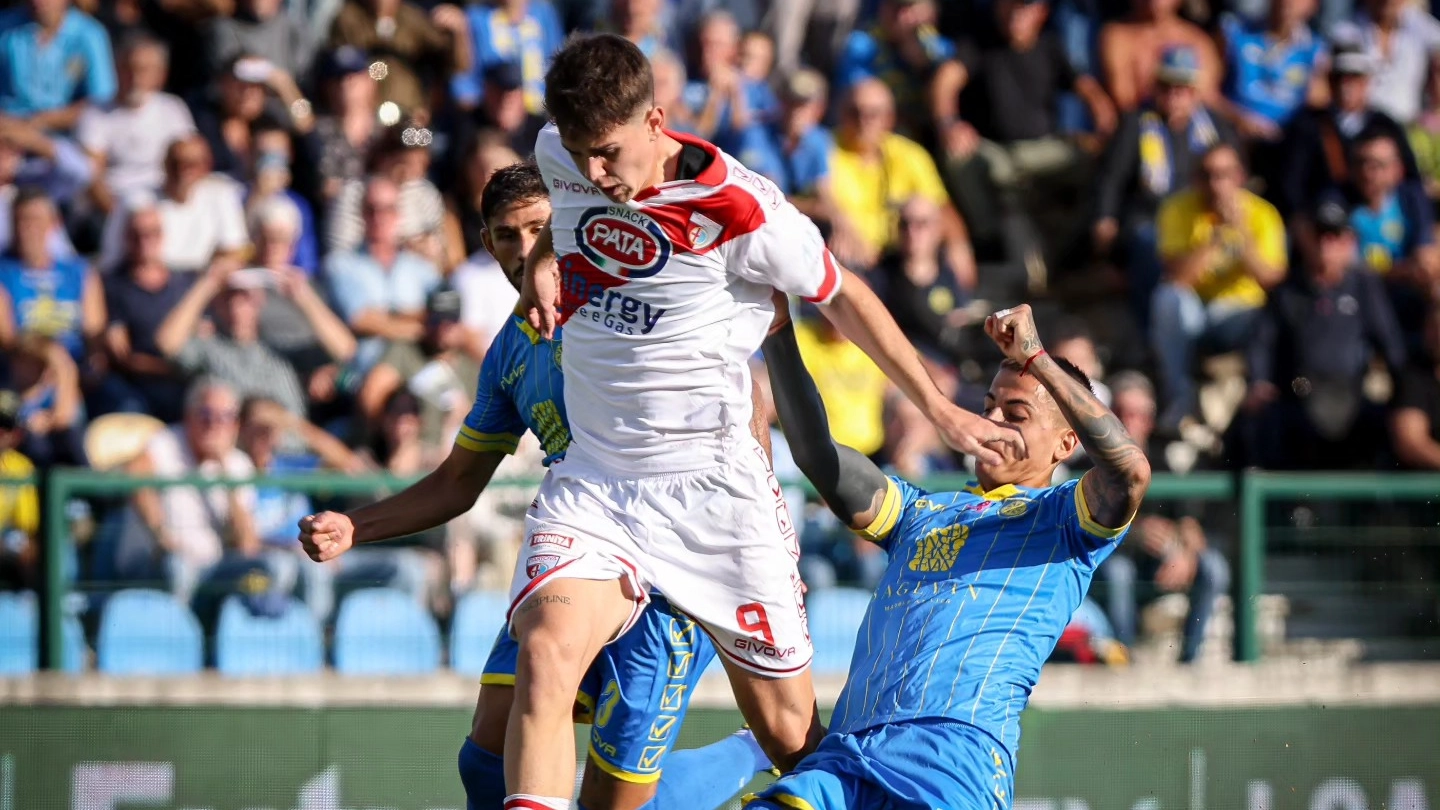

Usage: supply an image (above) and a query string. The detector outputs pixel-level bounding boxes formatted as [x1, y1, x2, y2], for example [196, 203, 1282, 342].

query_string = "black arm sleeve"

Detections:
[759, 320, 891, 529]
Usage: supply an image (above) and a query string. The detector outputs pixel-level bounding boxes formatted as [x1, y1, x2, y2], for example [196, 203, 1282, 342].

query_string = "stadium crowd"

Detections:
[2, 0, 1440, 667]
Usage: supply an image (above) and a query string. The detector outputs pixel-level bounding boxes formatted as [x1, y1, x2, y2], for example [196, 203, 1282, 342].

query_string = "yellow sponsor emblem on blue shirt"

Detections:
[999, 498, 1032, 518]
[909, 524, 969, 572]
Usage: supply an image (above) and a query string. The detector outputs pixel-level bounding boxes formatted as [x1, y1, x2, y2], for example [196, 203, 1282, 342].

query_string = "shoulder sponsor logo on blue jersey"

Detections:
[575, 206, 671, 279]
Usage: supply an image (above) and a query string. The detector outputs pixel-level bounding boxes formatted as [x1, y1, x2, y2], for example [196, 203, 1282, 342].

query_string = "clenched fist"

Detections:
[298, 511, 356, 562]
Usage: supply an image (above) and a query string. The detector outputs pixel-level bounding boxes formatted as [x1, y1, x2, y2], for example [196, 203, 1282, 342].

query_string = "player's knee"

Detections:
[747, 707, 821, 772]
[513, 625, 590, 715]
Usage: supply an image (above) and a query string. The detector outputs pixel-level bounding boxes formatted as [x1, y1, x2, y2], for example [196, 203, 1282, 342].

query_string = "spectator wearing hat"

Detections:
[1094, 45, 1237, 330]
[940, 0, 1116, 268]
[102, 204, 193, 422]
[1243, 197, 1406, 468]
[76, 34, 196, 216]
[450, 0, 563, 117]
[1277, 45, 1421, 228]
[1152, 143, 1287, 431]
[206, 0, 316, 87]
[310, 46, 381, 204]
[1215, 0, 1327, 144]
[1391, 304, 1440, 469]
[0, 116, 90, 257]
[153, 262, 310, 419]
[1330, 0, 1440, 126]
[192, 54, 313, 184]
[474, 61, 548, 157]
[1097, 0, 1222, 113]
[0, 389, 38, 591]
[0, 0, 116, 132]
[0, 190, 104, 368]
[770, 68, 835, 213]
[326, 0, 471, 117]
[837, 0, 960, 147]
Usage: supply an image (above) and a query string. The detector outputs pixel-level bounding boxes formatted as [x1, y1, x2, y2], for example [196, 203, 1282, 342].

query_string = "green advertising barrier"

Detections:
[2, 705, 1437, 810]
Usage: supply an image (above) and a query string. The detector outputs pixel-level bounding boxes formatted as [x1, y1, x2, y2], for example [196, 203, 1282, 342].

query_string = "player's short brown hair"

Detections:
[544, 33, 654, 138]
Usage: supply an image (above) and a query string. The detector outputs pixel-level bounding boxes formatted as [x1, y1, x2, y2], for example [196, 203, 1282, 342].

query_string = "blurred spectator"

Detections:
[115, 378, 261, 603]
[1096, 370, 1231, 664]
[0, 0, 116, 132]
[326, 125, 446, 263]
[76, 34, 196, 214]
[311, 46, 381, 204]
[473, 62, 549, 157]
[1391, 305, 1440, 468]
[1049, 317, 1112, 406]
[194, 55, 310, 182]
[101, 204, 192, 421]
[1408, 54, 1440, 199]
[1097, 0, 1221, 112]
[247, 196, 358, 410]
[1330, 0, 1440, 126]
[0, 190, 104, 366]
[941, 0, 1115, 263]
[6, 333, 86, 467]
[0, 390, 38, 591]
[1244, 198, 1406, 468]
[246, 120, 319, 275]
[451, 0, 563, 117]
[829, 78, 976, 287]
[357, 286, 476, 441]
[1277, 46, 1420, 225]
[1153, 143, 1287, 430]
[794, 314, 890, 458]
[449, 130, 519, 259]
[153, 264, 308, 418]
[1093, 47, 1236, 327]
[684, 10, 778, 156]
[1215, 0, 1327, 144]
[764, 0, 861, 78]
[836, 0, 959, 145]
[100, 136, 249, 274]
[322, 176, 441, 385]
[740, 29, 775, 82]
[448, 140, 524, 349]
[594, 0, 671, 58]
[875, 196, 975, 364]
[770, 68, 834, 209]
[652, 48, 696, 135]
[326, 0, 471, 117]
[206, 0, 315, 85]
[0, 117, 90, 256]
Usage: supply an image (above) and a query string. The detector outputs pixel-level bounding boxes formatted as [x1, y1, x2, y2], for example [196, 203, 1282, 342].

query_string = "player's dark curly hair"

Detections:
[480, 160, 547, 225]
[543, 33, 654, 137]
[999, 355, 1094, 396]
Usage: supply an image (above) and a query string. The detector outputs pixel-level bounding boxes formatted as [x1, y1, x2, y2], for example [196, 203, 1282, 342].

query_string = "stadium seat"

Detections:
[806, 588, 873, 675]
[450, 590, 511, 676]
[333, 588, 441, 675]
[0, 590, 37, 674]
[216, 595, 324, 676]
[97, 589, 204, 675]
[62, 613, 86, 673]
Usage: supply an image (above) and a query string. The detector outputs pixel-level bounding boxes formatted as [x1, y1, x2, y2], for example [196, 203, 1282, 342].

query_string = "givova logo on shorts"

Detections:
[575, 206, 672, 278]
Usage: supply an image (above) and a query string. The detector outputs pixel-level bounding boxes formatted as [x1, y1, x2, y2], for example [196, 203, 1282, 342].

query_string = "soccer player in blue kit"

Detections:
[747, 302, 1152, 810]
[298, 161, 774, 810]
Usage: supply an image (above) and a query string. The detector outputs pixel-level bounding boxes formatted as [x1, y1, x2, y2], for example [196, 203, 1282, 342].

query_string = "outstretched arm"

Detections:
[759, 313, 891, 532]
[986, 306, 1151, 530]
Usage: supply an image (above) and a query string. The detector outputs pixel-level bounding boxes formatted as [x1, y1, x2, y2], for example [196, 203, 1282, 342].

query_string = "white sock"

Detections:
[505, 793, 571, 810]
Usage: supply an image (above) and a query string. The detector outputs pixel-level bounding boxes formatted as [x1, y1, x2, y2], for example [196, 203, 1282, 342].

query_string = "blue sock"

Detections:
[458, 737, 508, 810]
[652, 729, 772, 810]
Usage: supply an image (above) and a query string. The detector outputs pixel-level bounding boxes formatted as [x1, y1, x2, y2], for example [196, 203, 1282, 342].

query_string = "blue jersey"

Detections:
[1220, 15, 1325, 127]
[456, 313, 569, 464]
[1352, 194, 1411, 274]
[830, 475, 1128, 758]
[0, 256, 88, 361]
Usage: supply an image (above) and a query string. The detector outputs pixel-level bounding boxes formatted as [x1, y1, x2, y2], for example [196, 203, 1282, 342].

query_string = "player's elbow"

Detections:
[1120, 455, 1153, 504]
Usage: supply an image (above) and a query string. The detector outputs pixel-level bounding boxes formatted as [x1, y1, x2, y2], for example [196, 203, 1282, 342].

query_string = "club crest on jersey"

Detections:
[526, 554, 561, 578]
[687, 210, 722, 250]
[999, 498, 1032, 518]
[575, 206, 671, 278]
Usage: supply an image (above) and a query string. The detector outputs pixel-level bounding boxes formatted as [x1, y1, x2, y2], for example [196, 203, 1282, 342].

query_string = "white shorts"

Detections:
[508, 441, 812, 676]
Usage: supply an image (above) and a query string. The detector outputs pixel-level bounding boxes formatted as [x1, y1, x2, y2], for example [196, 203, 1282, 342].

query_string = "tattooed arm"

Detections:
[985, 305, 1151, 530]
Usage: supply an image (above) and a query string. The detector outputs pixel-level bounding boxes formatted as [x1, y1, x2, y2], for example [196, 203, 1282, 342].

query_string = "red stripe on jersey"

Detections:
[504, 799, 558, 810]
[803, 249, 842, 304]
[632, 130, 729, 201]
[642, 185, 767, 256]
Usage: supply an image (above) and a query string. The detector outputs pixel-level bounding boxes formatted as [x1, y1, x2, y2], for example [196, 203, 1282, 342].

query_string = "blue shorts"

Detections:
[745, 719, 1014, 810]
[481, 595, 716, 783]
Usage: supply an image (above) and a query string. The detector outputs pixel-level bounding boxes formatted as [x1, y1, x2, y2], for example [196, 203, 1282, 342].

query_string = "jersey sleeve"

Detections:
[1051, 477, 1132, 554]
[729, 169, 843, 304]
[854, 475, 926, 552]
[456, 332, 526, 455]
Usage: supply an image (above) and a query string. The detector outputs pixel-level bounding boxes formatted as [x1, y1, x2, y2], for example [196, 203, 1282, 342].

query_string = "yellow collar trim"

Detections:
[514, 313, 542, 345]
[963, 482, 1026, 501]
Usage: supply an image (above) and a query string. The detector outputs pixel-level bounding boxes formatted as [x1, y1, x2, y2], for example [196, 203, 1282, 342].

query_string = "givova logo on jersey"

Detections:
[575, 206, 672, 278]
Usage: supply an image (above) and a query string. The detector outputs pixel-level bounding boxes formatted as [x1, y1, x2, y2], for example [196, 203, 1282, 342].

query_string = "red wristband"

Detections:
[1021, 349, 1046, 376]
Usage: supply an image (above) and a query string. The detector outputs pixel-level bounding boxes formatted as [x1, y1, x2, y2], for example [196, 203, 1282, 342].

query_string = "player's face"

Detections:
[482, 197, 554, 289]
[559, 107, 666, 204]
[977, 367, 1078, 487]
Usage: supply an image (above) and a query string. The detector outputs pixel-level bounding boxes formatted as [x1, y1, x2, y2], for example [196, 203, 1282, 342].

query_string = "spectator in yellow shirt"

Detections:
[793, 315, 890, 458]
[0, 391, 39, 591]
[828, 78, 976, 290]
[1153, 143, 1287, 429]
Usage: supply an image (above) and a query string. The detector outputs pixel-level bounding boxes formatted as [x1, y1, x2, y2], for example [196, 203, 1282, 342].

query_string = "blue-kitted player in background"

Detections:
[748, 301, 1152, 810]
[298, 161, 774, 810]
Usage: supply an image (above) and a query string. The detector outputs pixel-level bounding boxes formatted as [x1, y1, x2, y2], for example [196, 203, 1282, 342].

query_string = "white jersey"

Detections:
[536, 124, 841, 474]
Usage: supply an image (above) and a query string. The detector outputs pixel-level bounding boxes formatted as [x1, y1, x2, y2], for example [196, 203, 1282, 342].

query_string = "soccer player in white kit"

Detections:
[503, 33, 1024, 810]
